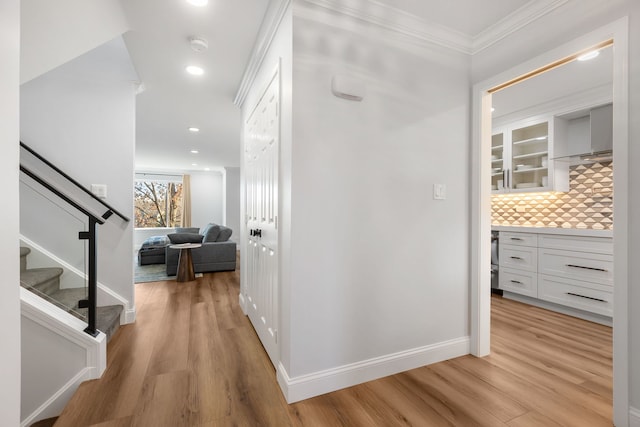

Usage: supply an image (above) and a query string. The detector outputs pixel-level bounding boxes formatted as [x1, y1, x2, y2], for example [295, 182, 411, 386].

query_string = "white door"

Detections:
[243, 69, 279, 367]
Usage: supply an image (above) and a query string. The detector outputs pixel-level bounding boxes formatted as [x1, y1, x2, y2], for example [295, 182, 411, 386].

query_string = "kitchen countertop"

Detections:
[492, 225, 613, 238]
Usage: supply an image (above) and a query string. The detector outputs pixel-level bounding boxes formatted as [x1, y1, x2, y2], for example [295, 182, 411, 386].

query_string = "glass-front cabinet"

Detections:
[492, 116, 569, 194]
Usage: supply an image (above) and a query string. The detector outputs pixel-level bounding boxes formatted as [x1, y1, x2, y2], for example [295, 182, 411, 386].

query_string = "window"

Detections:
[134, 178, 183, 228]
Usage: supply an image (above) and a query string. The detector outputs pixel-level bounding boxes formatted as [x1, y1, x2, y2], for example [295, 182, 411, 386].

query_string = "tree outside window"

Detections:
[134, 180, 183, 228]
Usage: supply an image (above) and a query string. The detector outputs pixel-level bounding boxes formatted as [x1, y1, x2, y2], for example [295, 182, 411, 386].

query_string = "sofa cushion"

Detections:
[175, 227, 199, 234]
[167, 233, 203, 244]
[200, 223, 221, 242]
[216, 226, 233, 242]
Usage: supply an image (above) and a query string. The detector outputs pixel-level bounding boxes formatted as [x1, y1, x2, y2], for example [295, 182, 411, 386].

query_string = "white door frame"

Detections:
[470, 18, 629, 426]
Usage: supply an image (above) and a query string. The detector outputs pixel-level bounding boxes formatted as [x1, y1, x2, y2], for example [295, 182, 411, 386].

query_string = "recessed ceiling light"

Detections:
[204, 168, 211, 171]
[188, 127, 200, 133]
[190, 150, 199, 154]
[192, 163, 198, 166]
[577, 50, 600, 61]
[186, 0, 208, 6]
[186, 65, 204, 76]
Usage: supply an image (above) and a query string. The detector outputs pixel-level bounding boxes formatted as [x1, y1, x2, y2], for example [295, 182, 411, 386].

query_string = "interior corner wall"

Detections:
[287, 5, 471, 381]
[470, 0, 640, 416]
[20, 37, 136, 307]
[223, 167, 241, 242]
[0, 0, 21, 424]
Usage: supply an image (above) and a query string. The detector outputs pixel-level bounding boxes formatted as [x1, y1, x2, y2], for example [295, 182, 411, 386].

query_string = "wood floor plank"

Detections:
[55, 268, 613, 427]
[506, 411, 564, 427]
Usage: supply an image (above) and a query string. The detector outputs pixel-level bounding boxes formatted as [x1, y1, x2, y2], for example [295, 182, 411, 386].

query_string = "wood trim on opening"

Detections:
[488, 39, 613, 94]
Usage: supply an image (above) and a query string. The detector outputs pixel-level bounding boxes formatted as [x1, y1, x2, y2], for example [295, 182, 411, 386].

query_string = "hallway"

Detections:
[55, 267, 612, 426]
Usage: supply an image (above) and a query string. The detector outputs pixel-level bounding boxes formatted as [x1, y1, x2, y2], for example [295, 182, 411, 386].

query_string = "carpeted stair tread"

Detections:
[49, 287, 87, 310]
[94, 305, 123, 341]
[20, 267, 63, 294]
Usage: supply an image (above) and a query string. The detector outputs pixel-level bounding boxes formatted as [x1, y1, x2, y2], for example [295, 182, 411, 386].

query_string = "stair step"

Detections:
[20, 247, 31, 272]
[93, 305, 123, 342]
[20, 267, 63, 295]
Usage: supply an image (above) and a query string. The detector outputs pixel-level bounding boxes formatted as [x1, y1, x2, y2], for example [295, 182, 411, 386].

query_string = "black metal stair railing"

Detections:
[19, 142, 130, 337]
[20, 141, 130, 222]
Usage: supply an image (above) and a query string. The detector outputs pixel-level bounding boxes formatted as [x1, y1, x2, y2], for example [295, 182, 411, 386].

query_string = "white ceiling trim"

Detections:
[299, 0, 569, 55]
[302, 0, 472, 54]
[472, 0, 569, 53]
[234, 0, 291, 107]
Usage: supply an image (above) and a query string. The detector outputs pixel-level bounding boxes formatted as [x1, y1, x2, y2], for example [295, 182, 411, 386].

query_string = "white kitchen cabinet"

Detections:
[491, 117, 569, 194]
[498, 231, 538, 297]
[497, 229, 613, 318]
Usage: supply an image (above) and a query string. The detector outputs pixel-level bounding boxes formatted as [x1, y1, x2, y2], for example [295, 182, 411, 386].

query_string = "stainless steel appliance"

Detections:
[491, 230, 502, 295]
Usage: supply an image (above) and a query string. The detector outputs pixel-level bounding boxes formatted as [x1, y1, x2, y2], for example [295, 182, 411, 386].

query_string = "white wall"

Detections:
[224, 167, 241, 242]
[20, 0, 129, 84]
[20, 36, 137, 308]
[286, 6, 470, 379]
[0, 0, 21, 424]
[470, 0, 640, 421]
[190, 171, 224, 228]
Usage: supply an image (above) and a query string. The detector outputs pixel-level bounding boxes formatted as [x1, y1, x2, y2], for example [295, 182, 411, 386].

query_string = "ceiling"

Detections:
[121, 0, 559, 173]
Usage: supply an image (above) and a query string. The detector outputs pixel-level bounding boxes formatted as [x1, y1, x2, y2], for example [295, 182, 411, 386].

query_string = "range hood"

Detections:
[553, 103, 613, 164]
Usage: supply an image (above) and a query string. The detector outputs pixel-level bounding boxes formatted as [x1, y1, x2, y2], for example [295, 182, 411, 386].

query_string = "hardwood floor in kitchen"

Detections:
[55, 267, 612, 427]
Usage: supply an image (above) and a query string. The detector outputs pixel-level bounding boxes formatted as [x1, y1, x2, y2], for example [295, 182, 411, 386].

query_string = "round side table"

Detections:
[169, 243, 202, 282]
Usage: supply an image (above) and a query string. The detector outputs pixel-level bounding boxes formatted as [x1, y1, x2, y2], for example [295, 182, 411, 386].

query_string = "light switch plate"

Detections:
[91, 184, 107, 199]
[433, 184, 446, 200]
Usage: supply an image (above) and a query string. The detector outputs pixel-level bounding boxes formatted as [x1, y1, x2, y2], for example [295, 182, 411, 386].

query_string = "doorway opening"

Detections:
[471, 19, 629, 426]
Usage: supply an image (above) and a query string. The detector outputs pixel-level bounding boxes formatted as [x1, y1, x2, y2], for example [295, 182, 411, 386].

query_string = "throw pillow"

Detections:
[200, 223, 221, 242]
[175, 227, 199, 234]
[167, 233, 203, 244]
[216, 226, 233, 242]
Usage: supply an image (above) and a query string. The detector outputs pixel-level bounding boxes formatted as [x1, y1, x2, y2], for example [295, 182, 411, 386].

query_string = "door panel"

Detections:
[243, 67, 279, 367]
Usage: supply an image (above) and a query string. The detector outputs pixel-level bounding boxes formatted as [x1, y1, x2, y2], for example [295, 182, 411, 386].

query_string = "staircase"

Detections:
[20, 247, 123, 341]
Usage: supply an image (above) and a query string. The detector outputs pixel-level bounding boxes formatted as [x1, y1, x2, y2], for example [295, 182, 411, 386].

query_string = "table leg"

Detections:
[176, 248, 196, 282]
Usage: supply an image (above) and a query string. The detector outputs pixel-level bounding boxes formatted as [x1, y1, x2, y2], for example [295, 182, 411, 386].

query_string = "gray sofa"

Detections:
[165, 224, 236, 275]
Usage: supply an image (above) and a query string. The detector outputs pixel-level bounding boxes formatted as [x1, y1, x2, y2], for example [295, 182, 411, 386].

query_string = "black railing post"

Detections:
[84, 217, 99, 337]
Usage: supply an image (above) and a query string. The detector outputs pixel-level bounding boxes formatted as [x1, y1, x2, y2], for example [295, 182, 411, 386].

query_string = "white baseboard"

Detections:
[277, 336, 470, 403]
[20, 368, 93, 427]
[124, 307, 137, 324]
[630, 407, 640, 427]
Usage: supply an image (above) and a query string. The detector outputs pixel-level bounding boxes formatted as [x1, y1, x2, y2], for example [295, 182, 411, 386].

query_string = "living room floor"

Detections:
[53, 264, 612, 426]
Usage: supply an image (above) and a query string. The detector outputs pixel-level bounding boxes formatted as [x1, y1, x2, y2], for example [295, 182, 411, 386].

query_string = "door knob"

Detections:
[256, 229, 262, 238]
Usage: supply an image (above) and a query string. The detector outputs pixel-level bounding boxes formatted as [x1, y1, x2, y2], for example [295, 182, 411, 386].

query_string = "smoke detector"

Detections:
[190, 36, 208, 53]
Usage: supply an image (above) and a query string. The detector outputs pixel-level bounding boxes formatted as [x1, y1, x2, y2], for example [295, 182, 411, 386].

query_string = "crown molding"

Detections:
[298, 0, 568, 55]
[472, 0, 569, 53]
[234, 0, 569, 106]
[301, 0, 472, 54]
[234, 0, 291, 108]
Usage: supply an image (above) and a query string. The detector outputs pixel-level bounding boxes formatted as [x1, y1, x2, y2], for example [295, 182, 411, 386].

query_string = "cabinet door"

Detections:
[510, 120, 549, 191]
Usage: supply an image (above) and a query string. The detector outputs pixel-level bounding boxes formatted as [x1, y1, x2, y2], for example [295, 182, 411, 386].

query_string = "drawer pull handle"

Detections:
[566, 292, 608, 303]
[510, 256, 523, 260]
[510, 237, 523, 241]
[510, 280, 523, 285]
[566, 264, 608, 272]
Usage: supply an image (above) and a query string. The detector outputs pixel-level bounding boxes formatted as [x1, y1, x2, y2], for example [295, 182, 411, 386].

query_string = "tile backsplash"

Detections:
[492, 161, 613, 230]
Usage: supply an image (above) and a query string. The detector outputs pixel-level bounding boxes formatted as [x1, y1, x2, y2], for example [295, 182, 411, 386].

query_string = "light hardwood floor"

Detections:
[55, 267, 612, 426]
